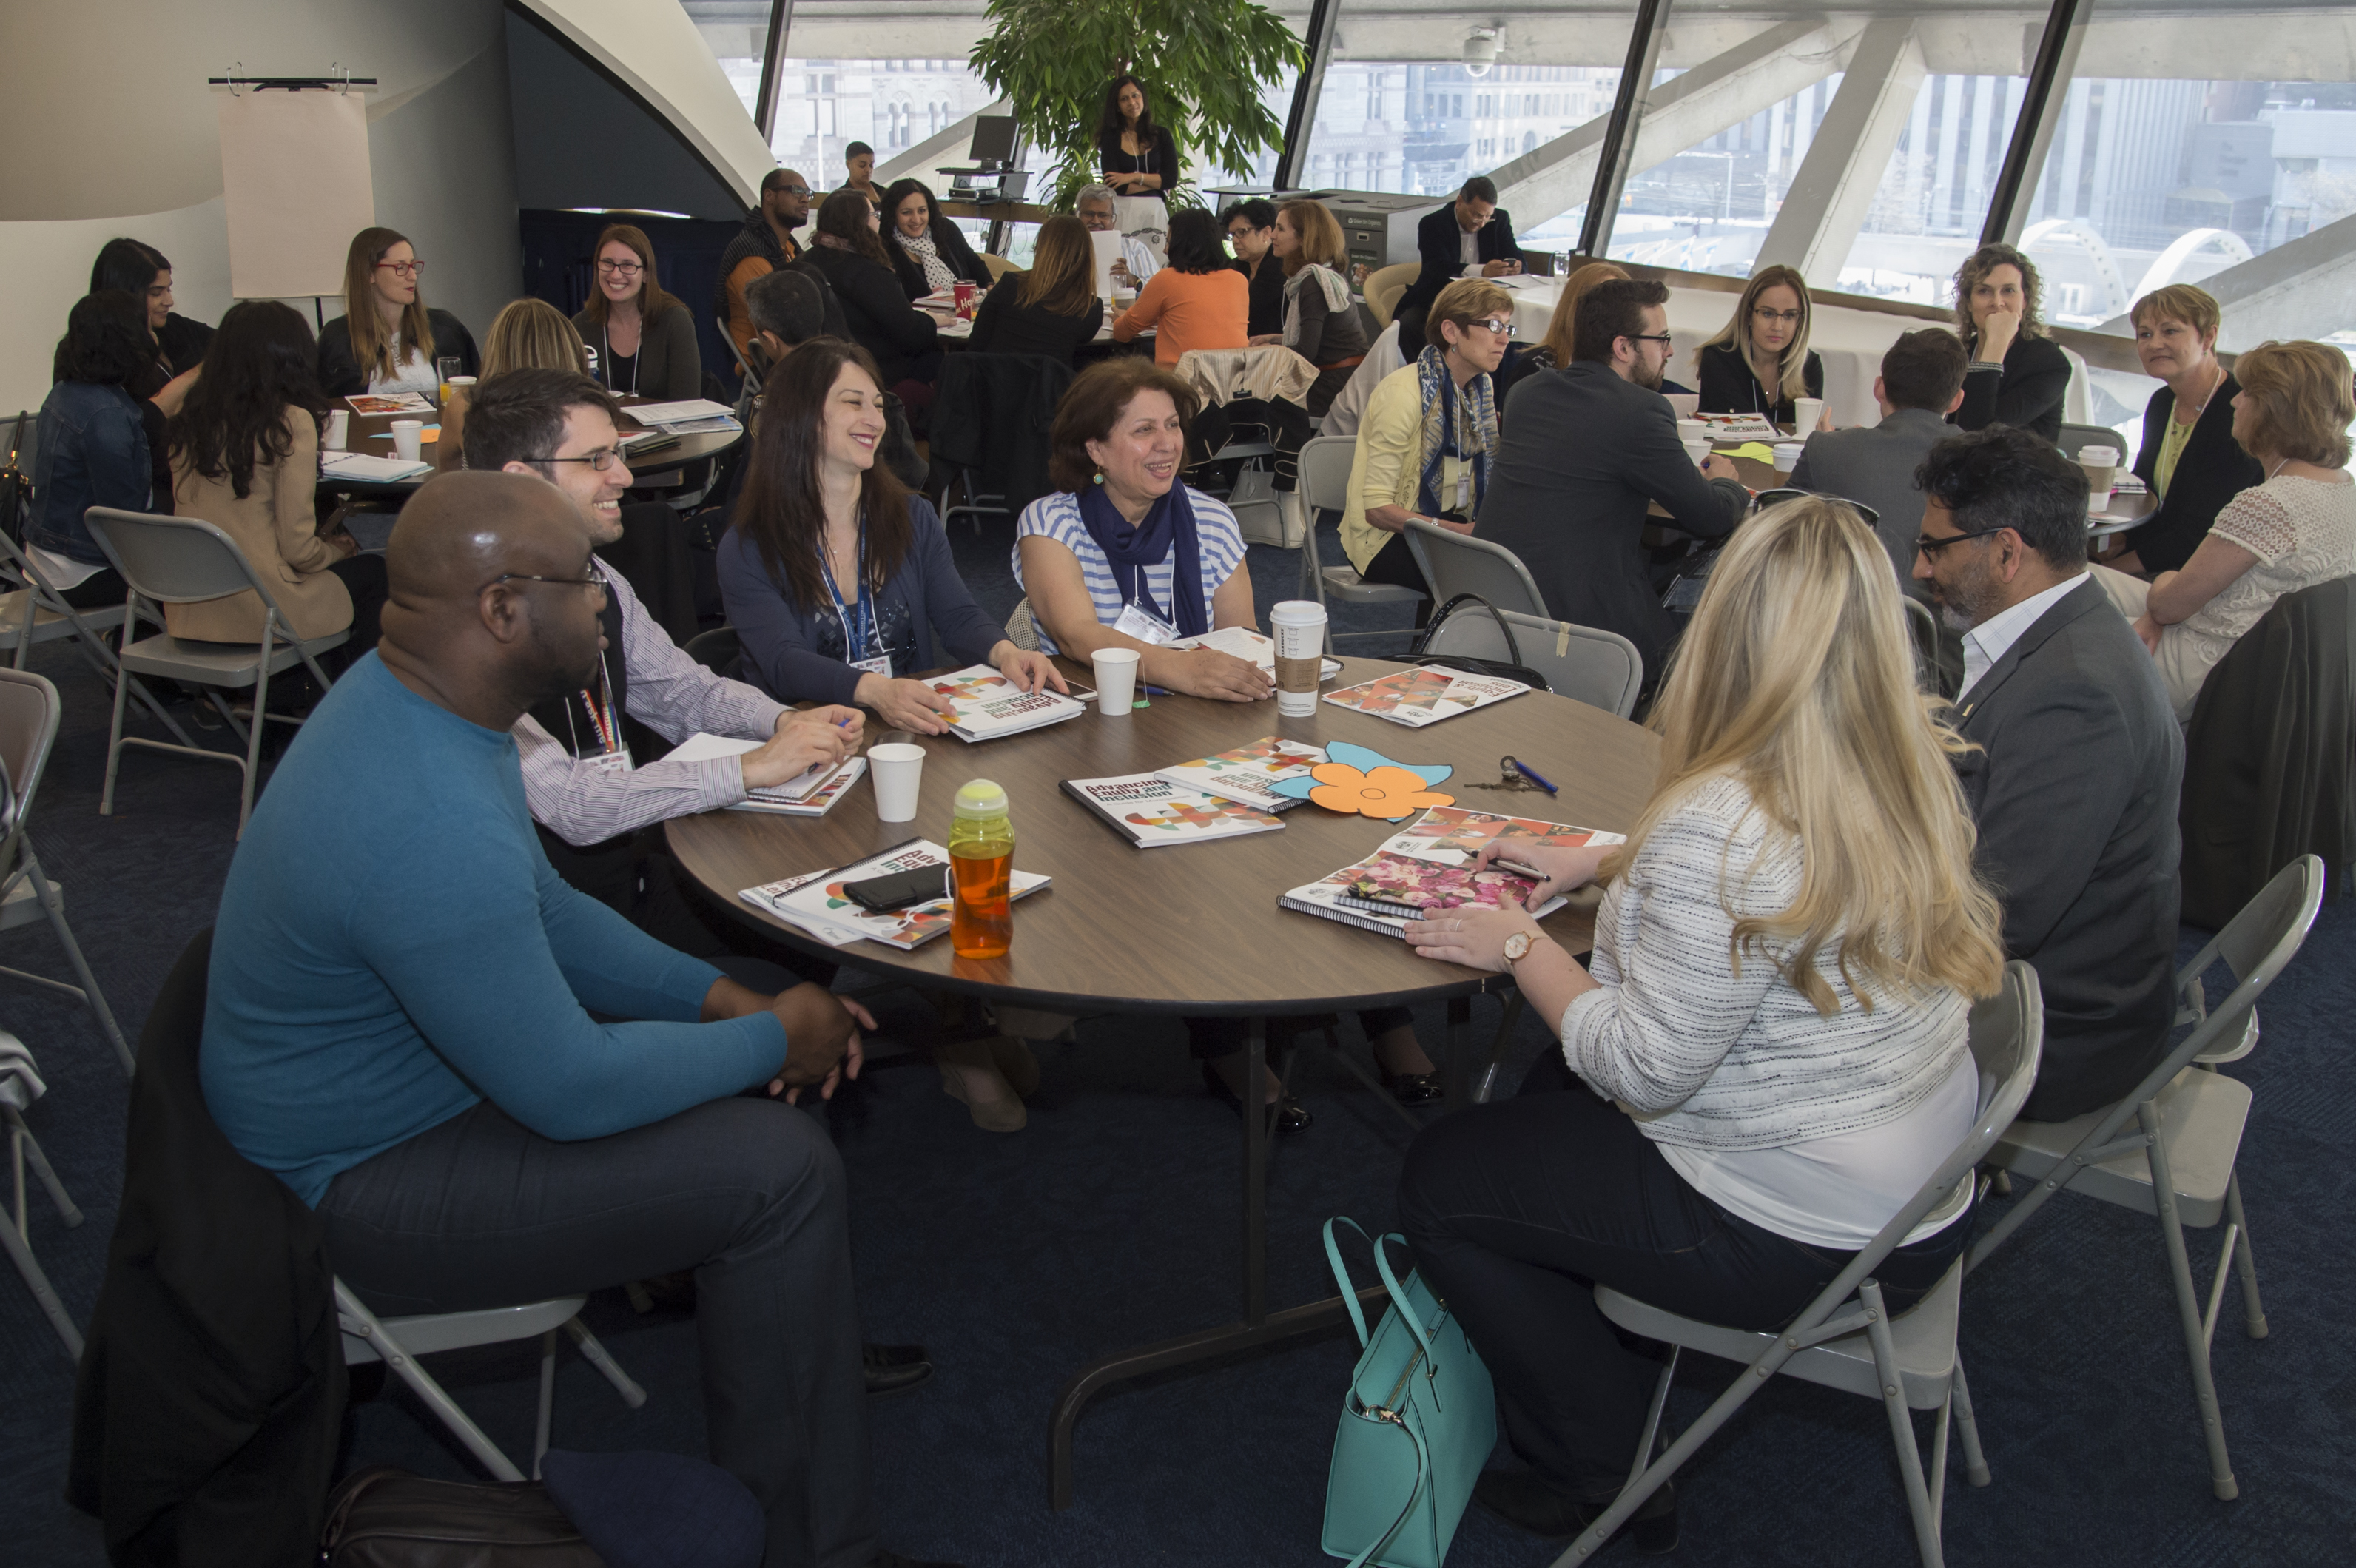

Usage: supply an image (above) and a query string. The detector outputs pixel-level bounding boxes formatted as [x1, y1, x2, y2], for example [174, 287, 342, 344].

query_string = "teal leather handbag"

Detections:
[1320, 1217, 1496, 1568]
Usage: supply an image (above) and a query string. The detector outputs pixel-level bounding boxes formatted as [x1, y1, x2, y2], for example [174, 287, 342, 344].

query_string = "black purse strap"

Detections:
[1404, 593, 1547, 692]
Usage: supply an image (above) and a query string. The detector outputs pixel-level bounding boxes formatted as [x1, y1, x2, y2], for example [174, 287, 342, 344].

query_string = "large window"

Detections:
[681, 0, 777, 120]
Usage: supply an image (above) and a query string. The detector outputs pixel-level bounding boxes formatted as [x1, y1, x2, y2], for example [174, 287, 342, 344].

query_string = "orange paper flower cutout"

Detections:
[1307, 762, 1455, 821]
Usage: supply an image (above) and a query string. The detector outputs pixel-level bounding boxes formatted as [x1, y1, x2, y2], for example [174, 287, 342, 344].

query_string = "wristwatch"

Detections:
[1501, 930, 1535, 968]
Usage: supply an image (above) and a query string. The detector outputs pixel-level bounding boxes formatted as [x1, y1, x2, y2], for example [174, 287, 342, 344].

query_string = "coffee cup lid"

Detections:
[1270, 599, 1327, 625]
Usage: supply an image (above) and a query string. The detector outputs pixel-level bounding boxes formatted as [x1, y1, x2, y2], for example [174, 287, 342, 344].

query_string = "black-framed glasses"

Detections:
[767, 183, 812, 198]
[1915, 526, 2010, 556]
[1468, 317, 1515, 338]
[1629, 332, 1673, 348]
[596, 260, 644, 276]
[1751, 307, 1803, 325]
[537, 448, 628, 472]
[482, 565, 607, 595]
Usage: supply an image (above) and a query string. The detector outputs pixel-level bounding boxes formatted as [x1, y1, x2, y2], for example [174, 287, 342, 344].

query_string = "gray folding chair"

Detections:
[1295, 434, 1424, 645]
[82, 508, 348, 834]
[1557, 961, 2045, 1568]
[2, 1029, 85, 1361]
[0, 668, 132, 1074]
[1417, 605, 1642, 719]
[1965, 852, 2323, 1501]
[0, 528, 193, 746]
[2057, 423, 2127, 462]
[1402, 517, 1550, 620]
[337, 1280, 647, 1482]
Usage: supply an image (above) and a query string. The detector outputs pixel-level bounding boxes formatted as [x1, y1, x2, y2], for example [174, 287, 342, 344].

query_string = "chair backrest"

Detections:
[1419, 607, 1643, 719]
[1967, 959, 2047, 1128]
[2056, 422, 2126, 462]
[82, 508, 284, 610]
[1006, 598, 1040, 653]
[1755, 486, 1881, 528]
[2169, 852, 2325, 1080]
[981, 253, 1016, 282]
[0, 667, 56, 848]
[683, 625, 741, 674]
[1366, 262, 1418, 329]
[929, 351, 1070, 471]
[1402, 519, 1549, 620]
[1298, 434, 1358, 518]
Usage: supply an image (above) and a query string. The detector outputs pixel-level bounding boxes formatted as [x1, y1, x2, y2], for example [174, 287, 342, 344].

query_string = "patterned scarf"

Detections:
[1281, 264, 1356, 353]
[899, 230, 956, 293]
[1413, 344, 1495, 518]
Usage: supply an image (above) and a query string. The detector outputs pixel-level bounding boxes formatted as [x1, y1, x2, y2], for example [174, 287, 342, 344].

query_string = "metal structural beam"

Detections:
[754, 0, 793, 144]
[1981, 0, 2084, 247]
[1577, 0, 1671, 258]
[1996, 5, 2088, 246]
[875, 99, 1010, 185]
[2100, 208, 2356, 349]
[1492, 17, 1840, 243]
[1273, 0, 1336, 192]
[1755, 18, 1925, 280]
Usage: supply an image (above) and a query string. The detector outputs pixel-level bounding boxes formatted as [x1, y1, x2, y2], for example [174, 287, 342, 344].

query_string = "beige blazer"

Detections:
[167, 415, 352, 643]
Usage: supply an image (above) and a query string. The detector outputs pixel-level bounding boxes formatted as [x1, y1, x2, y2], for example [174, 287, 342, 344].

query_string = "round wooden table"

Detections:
[327, 391, 744, 493]
[667, 653, 1660, 1507]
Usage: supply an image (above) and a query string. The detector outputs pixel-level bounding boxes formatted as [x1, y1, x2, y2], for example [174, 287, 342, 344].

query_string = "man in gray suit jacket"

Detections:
[1914, 427, 2183, 1122]
[1791, 328, 1968, 589]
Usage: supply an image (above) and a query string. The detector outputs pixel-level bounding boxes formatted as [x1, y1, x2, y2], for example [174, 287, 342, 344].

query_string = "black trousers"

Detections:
[1398, 1051, 1966, 1495]
[55, 567, 127, 610]
[1185, 1007, 1415, 1060]
[320, 1095, 873, 1568]
[326, 552, 389, 658]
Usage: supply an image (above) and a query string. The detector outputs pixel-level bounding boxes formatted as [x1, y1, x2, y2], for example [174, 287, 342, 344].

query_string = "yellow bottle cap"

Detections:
[952, 778, 1008, 817]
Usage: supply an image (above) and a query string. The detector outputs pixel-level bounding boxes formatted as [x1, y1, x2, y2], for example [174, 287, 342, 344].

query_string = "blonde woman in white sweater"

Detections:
[1398, 496, 2007, 1550]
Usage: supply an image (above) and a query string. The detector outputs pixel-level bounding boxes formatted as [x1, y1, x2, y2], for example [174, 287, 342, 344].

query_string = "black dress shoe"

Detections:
[1199, 1061, 1312, 1133]
[866, 1552, 963, 1568]
[864, 1342, 933, 1397]
[1474, 1468, 1677, 1554]
[1384, 1071, 1444, 1105]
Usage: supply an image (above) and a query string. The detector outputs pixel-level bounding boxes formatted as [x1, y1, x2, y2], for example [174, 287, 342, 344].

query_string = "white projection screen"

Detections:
[215, 87, 375, 300]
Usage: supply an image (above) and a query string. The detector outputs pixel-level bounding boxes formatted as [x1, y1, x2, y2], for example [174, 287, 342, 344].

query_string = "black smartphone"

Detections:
[841, 864, 948, 912]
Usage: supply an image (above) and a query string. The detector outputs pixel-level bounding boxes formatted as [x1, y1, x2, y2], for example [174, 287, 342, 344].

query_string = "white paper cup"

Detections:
[1665, 393, 1700, 419]
[1091, 647, 1140, 716]
[2087, 487, 2114, 515]
[390, 420, 423, 462]
[1675, 418, 1706, 445]
[869, 742, 926, 822]
[323, 409, 349, 450]
[1269, 599, 1327, 717]
[1792, 397, 1825, 433]
[1771, 443, 1805, 475]
[1682, 437, 1711, 467]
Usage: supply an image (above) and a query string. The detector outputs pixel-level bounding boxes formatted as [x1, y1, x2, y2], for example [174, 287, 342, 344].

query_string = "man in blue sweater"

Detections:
[201, 471, 954, 1568]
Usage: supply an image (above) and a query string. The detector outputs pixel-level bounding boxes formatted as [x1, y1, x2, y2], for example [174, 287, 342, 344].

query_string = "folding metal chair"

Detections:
[1965, 853, 2324, 1501]
[1557, 961, 2046, 1568]
[1402, 518, 1551, 621]
[2, 1029, 84, 1361]
[1416, 603, 1642, 719]
[337, 1282, 648, 1482]
[0, 667, 132, 1073]
[0, 528, 193, 746]
[82, 508, 348, 834]
[1295, 434, 1424, 646]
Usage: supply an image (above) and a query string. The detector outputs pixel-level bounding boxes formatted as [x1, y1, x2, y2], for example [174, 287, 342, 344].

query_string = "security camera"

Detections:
[1463, 29, 1499, 77]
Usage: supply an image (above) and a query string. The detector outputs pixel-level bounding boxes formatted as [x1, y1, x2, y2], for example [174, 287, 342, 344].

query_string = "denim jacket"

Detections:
[31, 380, 150, 565]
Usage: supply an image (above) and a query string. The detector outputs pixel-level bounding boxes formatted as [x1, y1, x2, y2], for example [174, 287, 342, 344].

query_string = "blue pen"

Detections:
[1510, 758, 1559, 794]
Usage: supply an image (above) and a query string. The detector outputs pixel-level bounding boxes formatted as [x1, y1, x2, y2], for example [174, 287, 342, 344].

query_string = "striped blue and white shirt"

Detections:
[1012, 488, 1248, 656]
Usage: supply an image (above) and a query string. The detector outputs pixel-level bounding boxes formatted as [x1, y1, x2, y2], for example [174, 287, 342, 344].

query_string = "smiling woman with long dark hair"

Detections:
[878, 178, 994, 300]
[1097, 74, 1177, 204]
[167, 300, 387, 655]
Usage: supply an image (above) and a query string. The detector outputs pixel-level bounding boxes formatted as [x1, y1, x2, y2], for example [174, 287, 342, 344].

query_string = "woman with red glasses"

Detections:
[317, 226, 478, 398]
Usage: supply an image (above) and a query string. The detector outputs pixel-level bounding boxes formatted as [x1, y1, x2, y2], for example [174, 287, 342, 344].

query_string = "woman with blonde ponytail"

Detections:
[1395, 496, 2005, 1547]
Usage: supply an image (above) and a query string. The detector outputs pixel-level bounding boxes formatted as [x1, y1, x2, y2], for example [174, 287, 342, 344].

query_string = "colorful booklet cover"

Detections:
[667, 731, 850, 805]
[1279, 805, 1626, 939]
[344, 391, 435, 415]
[1062, 773, 1285, 848]
[925, 664, 1088, 742]
[1154, 736, 1325, 812]
[1694, 411, 1779, 440]
[1165, 626, 1341, 680]
[739, 838, 1050, 950]
[1321, 665, 1528, 727]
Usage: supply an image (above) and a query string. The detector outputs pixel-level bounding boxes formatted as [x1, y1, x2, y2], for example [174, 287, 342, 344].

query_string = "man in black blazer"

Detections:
[1914, 426, 2184, 1122]
[1393, 177, 1520, 353]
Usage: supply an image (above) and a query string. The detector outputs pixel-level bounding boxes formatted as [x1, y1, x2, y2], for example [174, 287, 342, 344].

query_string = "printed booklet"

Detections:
[740, 838, 1049, 949]
[1165, 625, 1340, 680]
[667, 731, 864, 812]
[1321, 665, 1528, 727]
[343, 392, 435, 415]
[1279, 805, 1625, 939]
[1062, 773, 1285, 847]
[925, 664, 1088, 741]
[1154, 736, 1325, 812]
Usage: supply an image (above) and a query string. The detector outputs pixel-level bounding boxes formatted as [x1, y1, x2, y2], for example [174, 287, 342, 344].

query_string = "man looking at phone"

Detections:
[201, 471, 957, 1568]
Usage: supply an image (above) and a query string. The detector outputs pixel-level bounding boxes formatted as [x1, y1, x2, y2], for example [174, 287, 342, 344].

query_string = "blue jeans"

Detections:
[1397, 1051, 1967, 1495]
[318, 1091, 875, 1568]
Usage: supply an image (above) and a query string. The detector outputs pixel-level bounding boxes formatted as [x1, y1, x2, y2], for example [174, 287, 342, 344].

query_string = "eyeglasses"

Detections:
[374, 260, 425, 278]
[1468, 317, 1515, 338]
[483, 565, 607, 596]
[1914, 526, 2010, 556]
[1751, 307, 1803, 326]
[1629, 332, 1673, 349]
[768, 183, 811, 198]
[596, 260, 644, 277]
[538, 448, 629, 472]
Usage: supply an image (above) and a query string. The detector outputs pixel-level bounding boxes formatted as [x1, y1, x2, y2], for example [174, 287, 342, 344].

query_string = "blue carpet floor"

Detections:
[4, 514, 2352, 1566]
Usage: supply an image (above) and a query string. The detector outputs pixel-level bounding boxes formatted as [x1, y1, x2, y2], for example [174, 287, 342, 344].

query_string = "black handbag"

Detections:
[320, 1466, 605, 1567]
[1404, 594, 1551, 692]
[1, 411, 32, 545]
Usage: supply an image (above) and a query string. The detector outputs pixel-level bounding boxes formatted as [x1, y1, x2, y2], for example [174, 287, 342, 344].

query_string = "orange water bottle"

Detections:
[948, 778, 1014, 959]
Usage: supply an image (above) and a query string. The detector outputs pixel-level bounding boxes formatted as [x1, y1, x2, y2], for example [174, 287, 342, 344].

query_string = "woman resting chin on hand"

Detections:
[1013, 357, 1272, 704]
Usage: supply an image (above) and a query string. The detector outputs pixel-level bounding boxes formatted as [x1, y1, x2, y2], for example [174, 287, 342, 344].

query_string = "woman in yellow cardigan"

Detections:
[1339, 276, 1515, 612]
[167, 300, 386, 658]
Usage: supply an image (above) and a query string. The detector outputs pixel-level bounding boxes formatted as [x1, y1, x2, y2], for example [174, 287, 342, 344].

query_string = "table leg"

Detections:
[1244, 1015, 1267, 1327]
[1441, 995, 1473, 1103]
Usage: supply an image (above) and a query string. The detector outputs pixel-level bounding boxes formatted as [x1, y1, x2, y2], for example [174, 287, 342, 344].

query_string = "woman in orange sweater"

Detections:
[1112, 209, 1248, 366]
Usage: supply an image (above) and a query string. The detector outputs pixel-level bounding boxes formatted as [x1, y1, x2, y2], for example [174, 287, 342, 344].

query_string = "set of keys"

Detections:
[1464, 755, 1560, 795]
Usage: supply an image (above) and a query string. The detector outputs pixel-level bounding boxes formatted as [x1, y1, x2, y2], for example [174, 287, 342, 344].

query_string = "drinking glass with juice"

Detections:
[948, 778, 1014, 959]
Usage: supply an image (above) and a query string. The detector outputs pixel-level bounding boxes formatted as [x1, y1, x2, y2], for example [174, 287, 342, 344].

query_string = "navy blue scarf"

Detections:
[1076, 481, 1209, 637]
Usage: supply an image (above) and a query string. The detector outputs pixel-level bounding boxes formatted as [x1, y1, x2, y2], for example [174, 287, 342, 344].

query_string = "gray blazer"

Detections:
[1789, 406, 1953, 589]
[571, 302, 704, 403]
[1953, 576, 2183, 1122]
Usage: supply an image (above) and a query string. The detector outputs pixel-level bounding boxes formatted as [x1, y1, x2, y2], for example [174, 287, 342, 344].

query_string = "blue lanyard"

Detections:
[819, 522, 878, 659]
